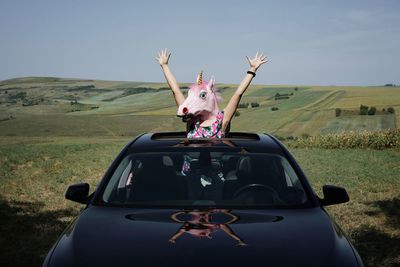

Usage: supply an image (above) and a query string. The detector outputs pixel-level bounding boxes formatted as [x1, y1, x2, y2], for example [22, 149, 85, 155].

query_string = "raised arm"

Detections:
[222, 52, 268, 130]
[156, 49, 185, 107]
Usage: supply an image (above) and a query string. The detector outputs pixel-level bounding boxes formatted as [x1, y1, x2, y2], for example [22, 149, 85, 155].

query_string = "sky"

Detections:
[0, 0, 399, 86]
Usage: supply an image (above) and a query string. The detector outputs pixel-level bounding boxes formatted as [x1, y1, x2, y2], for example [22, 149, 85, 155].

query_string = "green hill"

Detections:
[0, 77, 398, 137]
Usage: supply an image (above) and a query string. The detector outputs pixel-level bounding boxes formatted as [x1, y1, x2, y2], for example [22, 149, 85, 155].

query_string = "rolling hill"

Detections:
[0, 77, 398, 137]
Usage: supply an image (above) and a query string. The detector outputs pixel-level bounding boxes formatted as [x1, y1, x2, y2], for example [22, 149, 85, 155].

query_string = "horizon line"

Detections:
[0, 75, 398, 88]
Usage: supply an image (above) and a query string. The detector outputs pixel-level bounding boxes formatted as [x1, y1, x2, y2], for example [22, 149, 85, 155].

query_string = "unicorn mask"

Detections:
[177, 71, 222, 122]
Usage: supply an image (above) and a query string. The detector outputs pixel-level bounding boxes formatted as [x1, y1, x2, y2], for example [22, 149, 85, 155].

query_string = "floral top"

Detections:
[187, 111, 225, 138]
[182, 111, 226, 176]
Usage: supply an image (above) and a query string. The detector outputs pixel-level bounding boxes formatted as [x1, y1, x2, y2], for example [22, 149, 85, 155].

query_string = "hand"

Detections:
[156, 48, 171, 66]
[246, 52, 268, 71]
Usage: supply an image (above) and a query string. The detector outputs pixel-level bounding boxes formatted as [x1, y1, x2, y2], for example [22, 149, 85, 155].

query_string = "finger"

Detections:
[155, 57, 159, 61]
[246, 56, 251, 64]
[261, 55, 267, 61]
[167, 53, 171, 60]
[158, 52, 161, 58]
[255, 52, 259, 58]
[260, 59, 268, 65]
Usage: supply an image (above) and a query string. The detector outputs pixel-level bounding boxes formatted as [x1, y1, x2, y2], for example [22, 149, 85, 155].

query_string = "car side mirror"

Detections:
[320, 185, 349, 206]
[65, 183, 89, 204]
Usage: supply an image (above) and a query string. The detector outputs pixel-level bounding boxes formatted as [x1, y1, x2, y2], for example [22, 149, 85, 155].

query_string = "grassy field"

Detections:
[293, 148, 400, 266]
[0, 77, 400, 266]
[0, 138, 399, 266]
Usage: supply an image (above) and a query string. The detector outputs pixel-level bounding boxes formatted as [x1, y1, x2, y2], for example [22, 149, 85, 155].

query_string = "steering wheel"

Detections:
[233, 183, 281, 203]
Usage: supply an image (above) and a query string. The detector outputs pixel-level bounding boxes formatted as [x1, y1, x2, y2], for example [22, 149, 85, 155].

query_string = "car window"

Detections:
[281, 157, 302, 187]
[101, 152, 309, 208]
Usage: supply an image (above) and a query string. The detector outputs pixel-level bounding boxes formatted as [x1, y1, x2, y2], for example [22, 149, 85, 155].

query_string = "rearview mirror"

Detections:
[65, 183, 89, 204]
[320, 185, 349, 206]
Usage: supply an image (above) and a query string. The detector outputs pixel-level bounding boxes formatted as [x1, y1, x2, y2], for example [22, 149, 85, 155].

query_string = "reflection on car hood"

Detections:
[48, 206, 358, 267]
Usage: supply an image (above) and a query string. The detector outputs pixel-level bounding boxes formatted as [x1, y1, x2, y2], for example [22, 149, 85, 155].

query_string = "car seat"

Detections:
[130, 156, 186, 201]
[223, 156, 253, 199]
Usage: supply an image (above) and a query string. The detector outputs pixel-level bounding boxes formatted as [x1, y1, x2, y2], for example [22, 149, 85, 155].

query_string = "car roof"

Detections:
[127, 132, 285, 155]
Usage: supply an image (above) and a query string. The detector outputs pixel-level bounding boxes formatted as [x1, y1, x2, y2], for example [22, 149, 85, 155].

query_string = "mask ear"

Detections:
[207, 77, 215, 91]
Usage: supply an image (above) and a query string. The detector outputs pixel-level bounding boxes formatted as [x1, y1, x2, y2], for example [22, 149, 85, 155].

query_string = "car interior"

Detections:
[103, 152, 307, 207]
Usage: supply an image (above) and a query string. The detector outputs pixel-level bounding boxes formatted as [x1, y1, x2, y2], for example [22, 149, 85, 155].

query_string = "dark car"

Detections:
[43, 132, 364, 267]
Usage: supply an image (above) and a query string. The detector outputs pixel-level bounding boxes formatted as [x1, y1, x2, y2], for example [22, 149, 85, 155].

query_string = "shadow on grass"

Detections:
[352, 197, 400, 267]
[352, 226, 400, 267]
[0, 196, 78, 267]
[371, 198, 400, 229]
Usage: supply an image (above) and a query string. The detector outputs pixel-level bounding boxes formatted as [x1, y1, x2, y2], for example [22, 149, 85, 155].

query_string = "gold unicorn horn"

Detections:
[197, 70, 203, 85]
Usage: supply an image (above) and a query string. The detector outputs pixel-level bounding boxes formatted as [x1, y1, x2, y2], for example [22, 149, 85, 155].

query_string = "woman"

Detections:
[156, 49, 268, 138]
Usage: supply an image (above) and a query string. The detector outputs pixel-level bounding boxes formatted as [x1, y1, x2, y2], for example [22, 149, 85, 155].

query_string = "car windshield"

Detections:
[101, 151, 309, 208]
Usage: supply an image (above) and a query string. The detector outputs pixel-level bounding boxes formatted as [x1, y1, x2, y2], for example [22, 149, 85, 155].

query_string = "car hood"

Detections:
[47, 206, 358, 267]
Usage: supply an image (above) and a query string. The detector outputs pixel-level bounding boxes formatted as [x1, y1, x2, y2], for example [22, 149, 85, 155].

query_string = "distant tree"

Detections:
[275, 93, 290, 100]
[368, 106, 376, 115]
[294, 87, 298, 91]
[10, 92, 27, 100]
[335, 108, 342, 117]
[271, 107, 279, 111]
[234, 110, 240, 117]
[238, 103, 248, 108]
[360, 104, 369, 115]
[387, 107, 395, 114]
